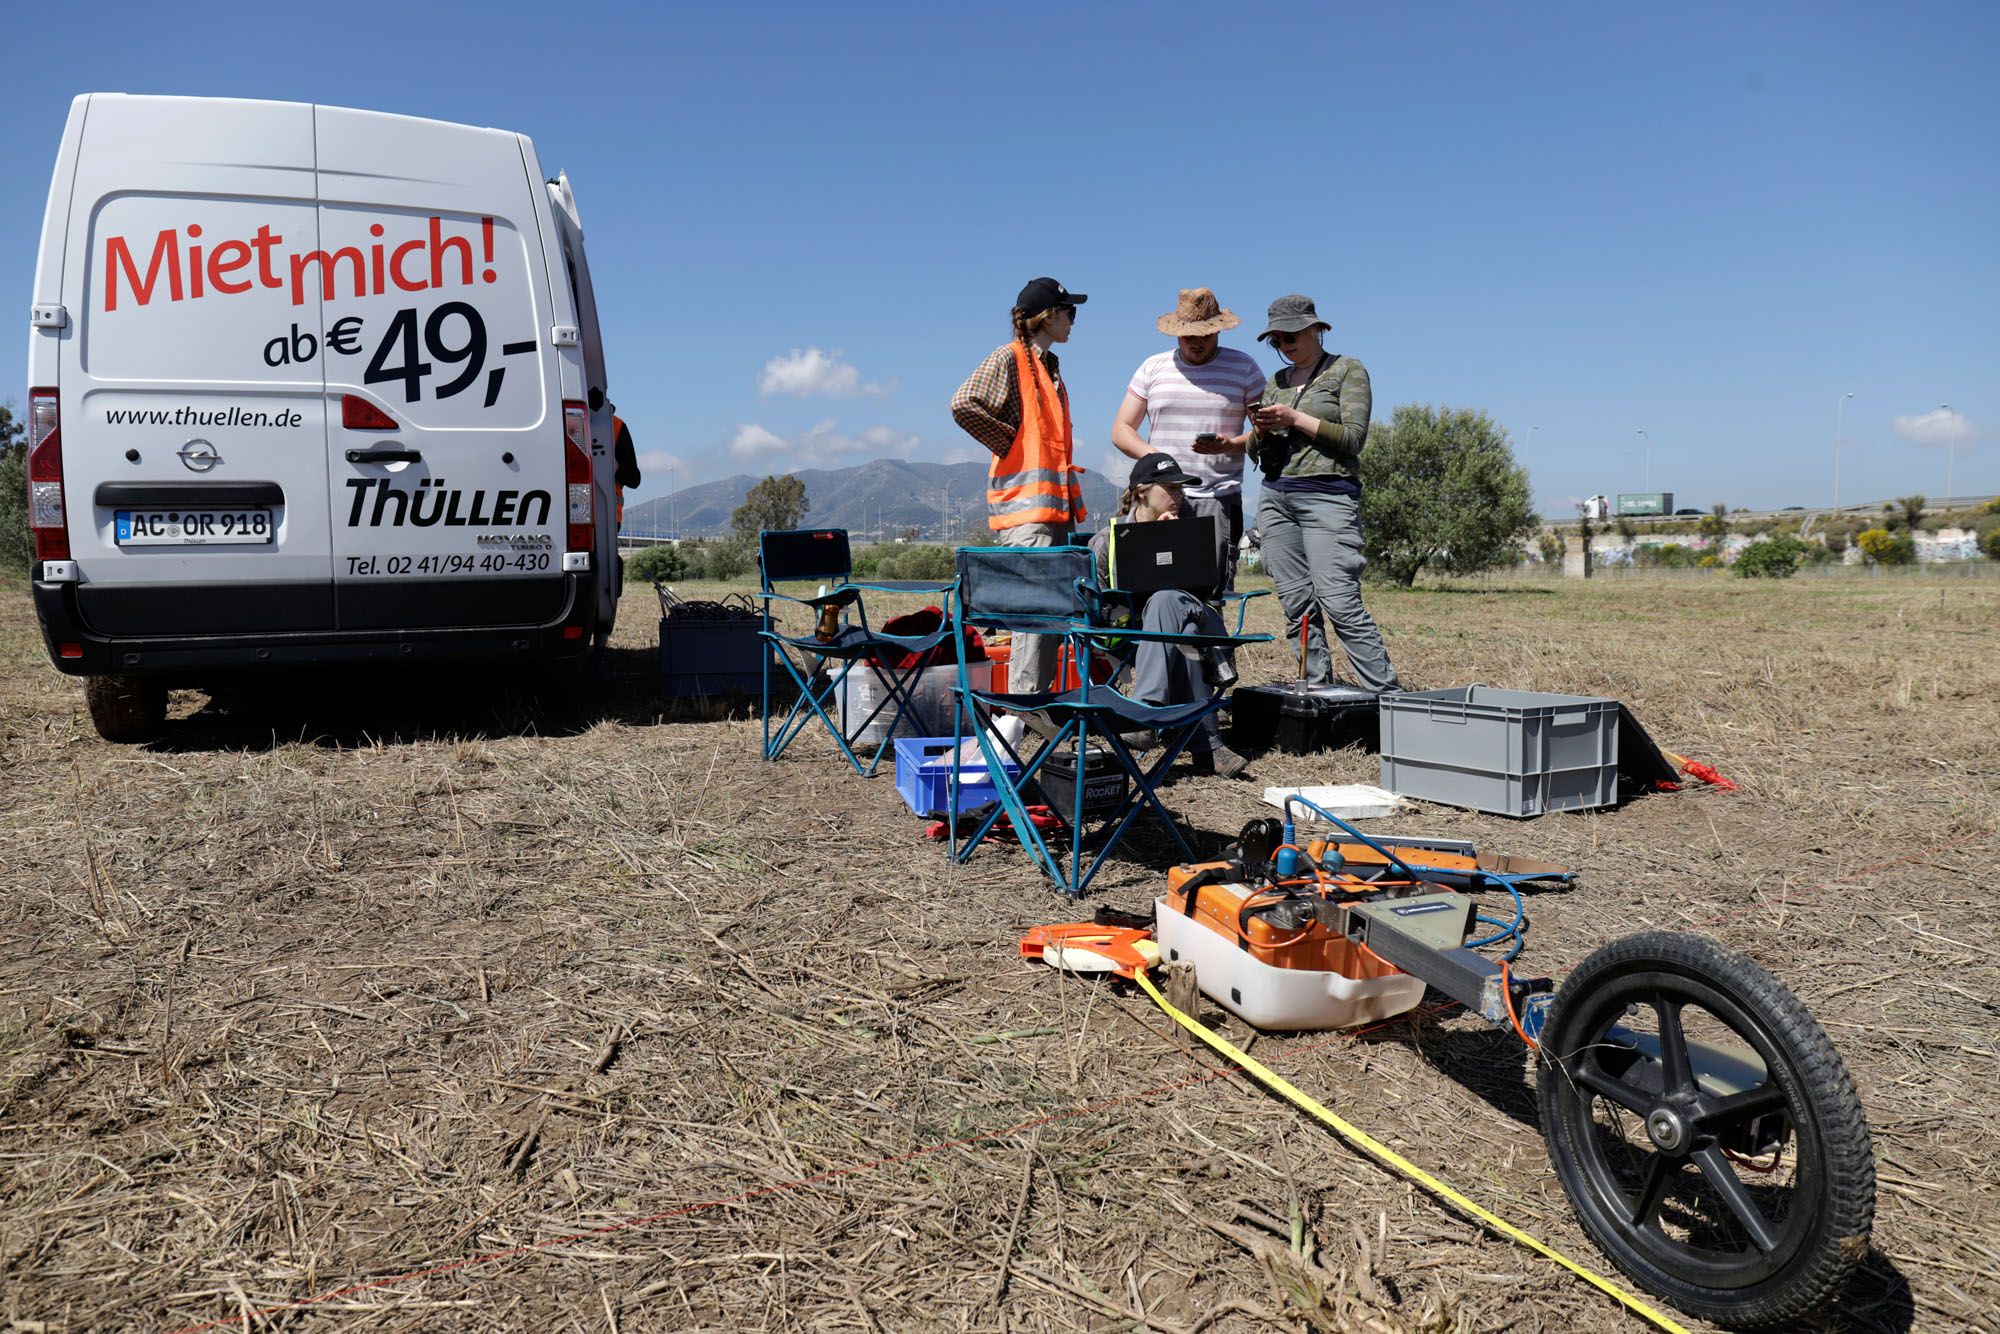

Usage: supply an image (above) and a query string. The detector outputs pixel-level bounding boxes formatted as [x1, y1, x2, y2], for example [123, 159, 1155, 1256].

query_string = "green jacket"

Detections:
[1248, 353, 1370, 484]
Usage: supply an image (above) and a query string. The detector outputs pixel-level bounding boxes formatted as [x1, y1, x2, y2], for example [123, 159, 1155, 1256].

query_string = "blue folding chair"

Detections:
[757, 529, 955, 776]
[948, 545, 1268, 897]
[1222, 588, 1271, 635]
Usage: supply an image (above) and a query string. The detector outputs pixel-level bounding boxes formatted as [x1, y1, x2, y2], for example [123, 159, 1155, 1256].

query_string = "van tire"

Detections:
[85, 675, 168, 743]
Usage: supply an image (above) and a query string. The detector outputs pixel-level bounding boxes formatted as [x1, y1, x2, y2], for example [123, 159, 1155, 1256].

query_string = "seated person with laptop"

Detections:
[1087, 453, 1251, 778]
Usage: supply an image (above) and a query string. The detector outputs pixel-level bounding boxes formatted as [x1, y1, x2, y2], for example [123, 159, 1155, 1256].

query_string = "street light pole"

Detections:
[1636, 429, 1651, 493]
[1942, 403, 1955, 506]
[1833, 391, 1853, 512]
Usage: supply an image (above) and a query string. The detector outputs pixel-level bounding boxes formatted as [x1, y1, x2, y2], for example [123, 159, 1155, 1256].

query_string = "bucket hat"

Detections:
[1256, 294, 1331, 343]
[1156, 288, 1240, 336]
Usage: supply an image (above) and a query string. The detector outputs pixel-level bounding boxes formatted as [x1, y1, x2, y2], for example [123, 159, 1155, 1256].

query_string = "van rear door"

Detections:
[60, 95, 333, 635]
[315, 107, 566, 631]
[543, 172, 619, 630]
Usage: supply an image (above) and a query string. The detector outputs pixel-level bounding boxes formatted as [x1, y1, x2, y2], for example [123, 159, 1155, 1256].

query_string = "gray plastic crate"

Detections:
[1377, 685, 1619, 817]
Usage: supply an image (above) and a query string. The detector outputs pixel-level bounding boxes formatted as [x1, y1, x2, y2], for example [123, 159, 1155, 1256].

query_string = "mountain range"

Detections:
[621, 458, 1121, 542]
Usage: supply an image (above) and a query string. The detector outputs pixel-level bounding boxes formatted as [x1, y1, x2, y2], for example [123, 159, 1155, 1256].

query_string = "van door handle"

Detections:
[346, 446, 422, 465]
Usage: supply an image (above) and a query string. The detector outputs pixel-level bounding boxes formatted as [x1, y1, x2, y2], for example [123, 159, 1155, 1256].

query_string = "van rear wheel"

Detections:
[84, 675, 167, 743]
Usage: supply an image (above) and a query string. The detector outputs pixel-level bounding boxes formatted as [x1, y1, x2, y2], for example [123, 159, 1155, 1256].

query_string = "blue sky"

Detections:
[8, 1, 1995, 515]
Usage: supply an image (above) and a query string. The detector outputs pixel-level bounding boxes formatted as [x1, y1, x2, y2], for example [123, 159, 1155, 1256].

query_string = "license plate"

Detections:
[115, 509, 274, 545]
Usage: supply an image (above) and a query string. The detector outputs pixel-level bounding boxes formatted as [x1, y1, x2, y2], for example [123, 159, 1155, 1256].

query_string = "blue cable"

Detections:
[1465, 872, 1527, 947]
[1279, 795, 1535, 960]
[1282, 795, 1422, 882]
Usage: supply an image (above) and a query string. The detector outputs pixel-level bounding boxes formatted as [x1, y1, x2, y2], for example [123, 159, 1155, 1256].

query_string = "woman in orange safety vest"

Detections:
[949, 276, 1090, 693]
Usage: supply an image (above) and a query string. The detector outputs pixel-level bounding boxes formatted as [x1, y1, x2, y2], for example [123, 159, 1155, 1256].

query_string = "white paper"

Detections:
[1260, 784, 1402, 821]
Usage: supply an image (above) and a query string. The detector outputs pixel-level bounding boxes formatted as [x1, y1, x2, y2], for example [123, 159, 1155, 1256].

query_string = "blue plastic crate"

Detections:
[894, 735, 1022, 817]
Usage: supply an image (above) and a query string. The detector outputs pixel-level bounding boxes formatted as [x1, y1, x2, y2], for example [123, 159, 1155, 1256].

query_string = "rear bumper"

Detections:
[32, 570, 598, 679]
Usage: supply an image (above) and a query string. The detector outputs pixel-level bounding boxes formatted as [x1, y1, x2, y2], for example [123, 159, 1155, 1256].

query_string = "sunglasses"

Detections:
[1056, 304, 1077, 321]
[1273, 330, 1302, 345]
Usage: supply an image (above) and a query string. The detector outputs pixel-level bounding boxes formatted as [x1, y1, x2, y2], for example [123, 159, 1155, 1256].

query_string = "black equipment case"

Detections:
[1230, 683, 1379, 755]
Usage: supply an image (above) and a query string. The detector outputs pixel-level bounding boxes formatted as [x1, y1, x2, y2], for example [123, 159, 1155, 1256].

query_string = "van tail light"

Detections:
[341, 395, 398, 430]
[26, 387, 68, 561]
[562, 399, 593, 556]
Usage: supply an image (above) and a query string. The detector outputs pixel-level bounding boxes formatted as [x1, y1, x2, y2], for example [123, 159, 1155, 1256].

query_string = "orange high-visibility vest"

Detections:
[987, 341, 1087, 530]
[613, 412, 626, 528]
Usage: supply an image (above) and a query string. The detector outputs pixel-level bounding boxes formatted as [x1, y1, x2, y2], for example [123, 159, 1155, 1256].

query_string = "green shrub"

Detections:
[1733, 537, 1809, 579]
[848, 547, 885, 578]
[1985, 528, 2000, 561]
[625, 544, 691, 583]
[875, 543, 956, 582]
[701, 537, 754, 581]
[1855, 527, 1914, 565]
[1635, 543, 1703, 570]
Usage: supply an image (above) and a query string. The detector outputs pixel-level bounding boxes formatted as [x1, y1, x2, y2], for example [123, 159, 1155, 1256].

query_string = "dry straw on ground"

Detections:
[2, 571, 1996, 1332]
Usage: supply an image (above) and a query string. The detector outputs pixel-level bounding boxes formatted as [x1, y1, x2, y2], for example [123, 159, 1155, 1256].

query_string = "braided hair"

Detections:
[1011, 306, 1061, 346]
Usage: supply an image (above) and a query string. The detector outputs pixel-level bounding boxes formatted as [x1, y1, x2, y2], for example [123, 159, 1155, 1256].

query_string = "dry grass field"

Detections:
[2, 570, 1996, 1333]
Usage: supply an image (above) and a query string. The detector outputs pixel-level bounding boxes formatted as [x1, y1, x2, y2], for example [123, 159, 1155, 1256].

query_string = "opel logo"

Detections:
[178, 439, 220, 473]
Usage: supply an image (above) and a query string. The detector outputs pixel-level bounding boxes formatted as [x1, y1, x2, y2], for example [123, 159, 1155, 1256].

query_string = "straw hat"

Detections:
[1156, 288, 1240, 336]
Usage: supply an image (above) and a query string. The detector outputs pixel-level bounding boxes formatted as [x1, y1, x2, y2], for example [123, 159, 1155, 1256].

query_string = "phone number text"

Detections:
[344, 552, 553, 576]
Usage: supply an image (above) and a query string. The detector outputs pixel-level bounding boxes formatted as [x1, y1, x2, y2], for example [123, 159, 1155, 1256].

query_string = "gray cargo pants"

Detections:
[1256, 490, 1400, 692]
[1129, 588, 1224, 753]
[992, 520, 1073, 693]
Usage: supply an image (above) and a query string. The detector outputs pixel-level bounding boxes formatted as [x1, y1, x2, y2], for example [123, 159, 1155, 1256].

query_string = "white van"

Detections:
[24, 94, 623, 739]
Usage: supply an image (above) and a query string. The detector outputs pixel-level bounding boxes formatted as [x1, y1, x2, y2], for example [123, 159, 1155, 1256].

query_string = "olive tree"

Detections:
[0, 402, 29, 575]
[1359, 404, 1537, 586]
[731, 474, 810, 539]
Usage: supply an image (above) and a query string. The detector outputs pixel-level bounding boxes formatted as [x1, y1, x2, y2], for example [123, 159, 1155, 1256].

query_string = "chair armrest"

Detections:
[1219, 588, 1270, 633]
[756, 588, 860, 610]
[836, 580, 955, 596]
[1070, 623, 1271, 649]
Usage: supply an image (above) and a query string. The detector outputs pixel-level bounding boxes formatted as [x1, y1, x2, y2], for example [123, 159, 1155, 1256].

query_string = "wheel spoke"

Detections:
[1694, 1082, 1788, 1132]
[1575, 1055, 1652, 1115]
[1625, 1154, 1679, 1229]
[1655, 994, 1696, 1096]
[1694, 1146, 1782, 1252]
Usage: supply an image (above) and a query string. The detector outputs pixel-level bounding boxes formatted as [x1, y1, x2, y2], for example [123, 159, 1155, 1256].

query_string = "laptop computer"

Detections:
[1111, 514, 1219, 594]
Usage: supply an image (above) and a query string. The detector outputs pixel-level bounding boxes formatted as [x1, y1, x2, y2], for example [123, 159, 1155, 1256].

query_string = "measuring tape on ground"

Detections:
[1133, 970, 1692, 1334]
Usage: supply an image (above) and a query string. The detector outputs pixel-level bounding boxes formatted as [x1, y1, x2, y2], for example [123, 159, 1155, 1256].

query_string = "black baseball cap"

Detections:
[1015, 276, 1088, 319]
[1129, 452, 1193, 489]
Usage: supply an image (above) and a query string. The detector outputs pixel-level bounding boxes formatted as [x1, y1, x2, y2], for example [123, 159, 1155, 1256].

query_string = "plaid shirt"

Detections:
[950, 343, 1066, 458]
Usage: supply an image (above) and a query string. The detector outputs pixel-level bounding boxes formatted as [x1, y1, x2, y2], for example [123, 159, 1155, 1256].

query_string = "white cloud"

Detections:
[727, 420, 921, 467]
[1891, 407, 1976, 449]
[728, 423, 789, 458]
[636, 449, 686, 476]
[939, 446, 982, 465]
[859, 425, 921, 455]
[757, 348, 893, 399]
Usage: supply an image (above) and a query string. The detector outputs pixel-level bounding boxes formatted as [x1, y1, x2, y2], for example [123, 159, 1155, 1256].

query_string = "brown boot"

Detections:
[1189, 745, 1251, 779]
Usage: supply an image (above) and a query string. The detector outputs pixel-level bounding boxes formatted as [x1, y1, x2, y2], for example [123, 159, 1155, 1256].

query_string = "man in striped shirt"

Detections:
[1111, 288, 1264, 593]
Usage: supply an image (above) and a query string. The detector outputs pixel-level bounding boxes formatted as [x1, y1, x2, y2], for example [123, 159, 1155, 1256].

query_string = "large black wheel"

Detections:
[1536, 931, 1874, 1330]
[83, 675, 167, 743]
